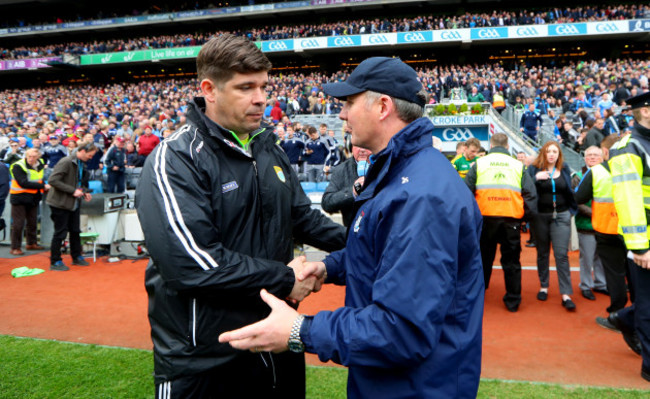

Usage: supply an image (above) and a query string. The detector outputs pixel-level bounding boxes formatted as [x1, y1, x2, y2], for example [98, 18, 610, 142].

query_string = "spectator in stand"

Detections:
[125, 141, 141, 168]
[9, 148, 48, 256]
[41, 135, 67, 181]
[467, 86, 485, 102]
[3, 140, 23, 164]
[137, 126, 161, 162]
[581, 118, 606, 151]
[104, 136, 127, 193]
[270, 101, 283, 124]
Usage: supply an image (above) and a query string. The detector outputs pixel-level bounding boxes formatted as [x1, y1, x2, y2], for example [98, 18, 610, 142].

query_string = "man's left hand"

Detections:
[83, 193, 92, 202]
[633, 251, 650, 270]
[218, 289, 297, 353]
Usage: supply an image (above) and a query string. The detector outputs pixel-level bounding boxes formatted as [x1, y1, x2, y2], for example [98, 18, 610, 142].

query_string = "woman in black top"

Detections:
[527, 141, 578, 311]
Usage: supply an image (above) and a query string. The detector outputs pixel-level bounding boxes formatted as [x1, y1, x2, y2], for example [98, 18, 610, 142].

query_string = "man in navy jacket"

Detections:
[220, 57, 485, 399]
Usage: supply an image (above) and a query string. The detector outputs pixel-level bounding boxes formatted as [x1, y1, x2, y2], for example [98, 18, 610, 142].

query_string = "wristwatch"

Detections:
[287, 314, 306, 353]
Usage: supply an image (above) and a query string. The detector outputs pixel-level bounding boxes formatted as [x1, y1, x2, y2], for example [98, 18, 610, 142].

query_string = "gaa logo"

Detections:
[442, 128, 475, 141]
[268, 41, 289, 51]
[516, 27, 539, 36]
[333, 37, 355, 46]
[404, 32, 427, 42]
[555, 24, 580, 35]
[477, 29, 502, 39]
[369, 35, 389, 44]
[441, 31, 462, 40]
[300, 39, 320, 48]
[596, 23, 619, 33]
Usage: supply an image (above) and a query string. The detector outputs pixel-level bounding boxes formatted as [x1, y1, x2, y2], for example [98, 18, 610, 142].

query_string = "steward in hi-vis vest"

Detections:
[8, 149, 47, 256]
[607, 91, 650, 381]
[575, 136, 631, 316]
[465, 133, 537, 312]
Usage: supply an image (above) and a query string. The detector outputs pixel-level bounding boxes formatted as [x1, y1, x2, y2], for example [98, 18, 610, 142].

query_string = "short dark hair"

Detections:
[197, 34, 272, 87]
[490, 133, 508, 148]
[77, 140, 97, 153]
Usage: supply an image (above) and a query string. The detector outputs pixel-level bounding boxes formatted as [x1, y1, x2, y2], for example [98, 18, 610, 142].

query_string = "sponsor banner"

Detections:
[471, 27, 508, 40]
[397, 31, 433, 44]
[431, 115, 490, 126]
[434, 29, 470, 42]
[80, 47, 201, 65]
[508, 25, 547, 38]
[361, 33, 397, 46]
[295, 37, 328, 50]
[145, 14, 175, 22]
[240, 4, 275, 12]
[630, 19, 650, 32]
[150, 47, 201, 60]
[2, 57, 61, 70]
[433, 126, 489, 152]
[548, 23, 587, 36]
[586, 21, 628, 35]
[327, 35, 362, 47]
[262, 39, 295, 52]
[176, 10, 208, 19]
[88, 19, 116, 27]
[275, 1, 311, 9]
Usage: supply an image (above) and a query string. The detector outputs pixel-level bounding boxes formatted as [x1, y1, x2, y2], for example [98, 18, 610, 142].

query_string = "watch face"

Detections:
[288, 338, 305, 353]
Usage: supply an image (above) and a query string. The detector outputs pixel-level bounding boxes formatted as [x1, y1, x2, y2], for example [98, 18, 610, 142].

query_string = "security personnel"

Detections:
[575, 136, 632, 326]
[466, 133, 537, 312]
[608, 91, 650, 382]
[492, 91, 506, 113]
[520, 103, 543, 142]
[9, 148, 48, 255]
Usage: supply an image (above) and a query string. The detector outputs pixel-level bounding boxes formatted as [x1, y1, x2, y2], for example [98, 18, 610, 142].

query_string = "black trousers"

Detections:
[480, 217, 522, 308]
[618, 262, 650, 371]
[11, 203, 38, 249]
[50, 205, 82, 263]
[155, 351, 306, 399]
[595, 233, 634, 313]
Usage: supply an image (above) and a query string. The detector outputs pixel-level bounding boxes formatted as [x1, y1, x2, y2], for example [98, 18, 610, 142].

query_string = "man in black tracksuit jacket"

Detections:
[135, 35, 346, 399]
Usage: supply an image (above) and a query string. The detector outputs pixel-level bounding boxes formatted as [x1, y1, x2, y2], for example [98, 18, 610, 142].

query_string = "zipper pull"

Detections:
[252, 160, 258, 176]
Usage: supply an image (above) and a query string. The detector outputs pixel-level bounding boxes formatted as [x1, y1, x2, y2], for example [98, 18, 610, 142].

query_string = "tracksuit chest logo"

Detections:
[273, 166, 286, 183]
[354, 210, 365, 233]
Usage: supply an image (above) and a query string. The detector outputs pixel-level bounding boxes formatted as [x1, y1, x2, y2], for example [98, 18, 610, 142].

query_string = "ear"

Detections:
[200, 79, 218, 104]
[377, 95, 392, 122]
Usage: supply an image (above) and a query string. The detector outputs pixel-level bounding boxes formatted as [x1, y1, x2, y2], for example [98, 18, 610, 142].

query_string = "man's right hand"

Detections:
[73, 188, 84, 198]
[298, 261, 327, 291]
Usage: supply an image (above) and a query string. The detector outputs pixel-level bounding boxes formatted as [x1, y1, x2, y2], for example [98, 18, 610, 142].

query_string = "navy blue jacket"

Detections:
[41, 143, 67, 169]
[104, 146, 127, 173]
[280, 138, 304, 164]
[302, 117, 484, 398]
[520, 110, 542, 132]
[303, 137, 329, 165]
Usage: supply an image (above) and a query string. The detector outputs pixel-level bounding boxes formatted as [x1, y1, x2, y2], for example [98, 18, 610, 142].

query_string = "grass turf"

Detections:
[1, 335, 649, 398]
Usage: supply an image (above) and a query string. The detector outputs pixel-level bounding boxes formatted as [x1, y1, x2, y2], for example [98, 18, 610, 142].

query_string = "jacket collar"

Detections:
[359, 117, 433, 200]
[488, 146, 510, 156]
[188, 97, 269, 157]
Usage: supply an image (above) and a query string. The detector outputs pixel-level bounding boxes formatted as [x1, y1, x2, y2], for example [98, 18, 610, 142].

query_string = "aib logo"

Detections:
[516, 27, 539, 36]
[101, 54, 113, 63]
[403, 32, 427, 42]
[332, 37, 356, 46]
[554, 24, 580, 35]
[300, 39, 320, 48]
[268, 41, 289, 51]
[595, 23, 619, 33]
[477, 28, 502, 39]
[440, 30, 462, 40]
[442, 128, 475, 141]
[368, 35, 389, 44]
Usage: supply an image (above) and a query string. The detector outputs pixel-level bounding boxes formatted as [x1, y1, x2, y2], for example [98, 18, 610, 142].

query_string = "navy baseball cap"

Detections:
[626, 91, 650, 110]
[323, 57, 425, 107]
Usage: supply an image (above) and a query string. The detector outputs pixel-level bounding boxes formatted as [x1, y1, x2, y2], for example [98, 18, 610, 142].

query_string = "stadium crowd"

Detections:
[2, 3, 648, 60]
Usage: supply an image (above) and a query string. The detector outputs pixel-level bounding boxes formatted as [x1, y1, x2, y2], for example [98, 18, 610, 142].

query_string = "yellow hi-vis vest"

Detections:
[475, 152, 525, 218]
[10, 158, 44, 195]
[492, 94, 506, 109]
[609, 134, 650, 250]
[591, 163, 618, 235]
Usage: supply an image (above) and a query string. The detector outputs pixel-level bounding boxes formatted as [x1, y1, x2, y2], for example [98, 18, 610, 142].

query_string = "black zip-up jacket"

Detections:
[135, 98, 346, 383]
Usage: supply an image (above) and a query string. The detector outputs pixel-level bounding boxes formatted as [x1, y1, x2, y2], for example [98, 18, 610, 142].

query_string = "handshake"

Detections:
[287, 255, 327, 303]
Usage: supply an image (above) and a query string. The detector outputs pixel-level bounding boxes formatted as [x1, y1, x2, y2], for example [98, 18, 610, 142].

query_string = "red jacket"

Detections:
[138, 134, 161, 157]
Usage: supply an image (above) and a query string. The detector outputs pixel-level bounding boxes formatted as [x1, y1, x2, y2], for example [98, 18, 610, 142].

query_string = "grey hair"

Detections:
[365, 90, 427, 123]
